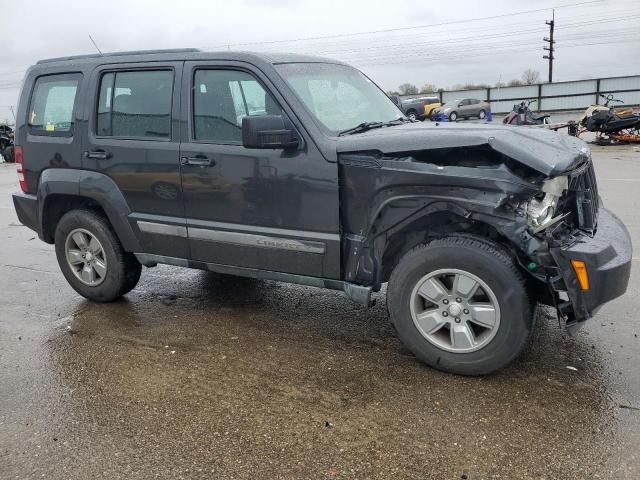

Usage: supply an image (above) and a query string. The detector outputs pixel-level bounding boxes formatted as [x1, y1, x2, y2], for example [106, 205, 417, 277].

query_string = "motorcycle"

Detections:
[503, 99, 550, 126]
[578, 94, 640, 144]
[0, 125, 15, 163]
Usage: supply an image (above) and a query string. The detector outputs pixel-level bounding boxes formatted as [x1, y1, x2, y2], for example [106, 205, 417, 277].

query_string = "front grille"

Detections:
[568, 161, 599, 234]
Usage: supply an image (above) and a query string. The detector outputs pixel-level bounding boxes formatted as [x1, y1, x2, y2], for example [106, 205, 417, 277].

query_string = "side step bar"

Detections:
[135, 253, 374, 306]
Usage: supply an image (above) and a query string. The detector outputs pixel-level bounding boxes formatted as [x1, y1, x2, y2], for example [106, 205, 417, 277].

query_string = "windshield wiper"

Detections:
[338, 118, 409, 136]
[338, 122, 384, 136]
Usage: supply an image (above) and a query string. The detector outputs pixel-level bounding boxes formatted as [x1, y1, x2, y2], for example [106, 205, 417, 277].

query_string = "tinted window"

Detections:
[193, 69, 280, 143]
[96, 70, 173, 138]
[28, 74, 81, 136]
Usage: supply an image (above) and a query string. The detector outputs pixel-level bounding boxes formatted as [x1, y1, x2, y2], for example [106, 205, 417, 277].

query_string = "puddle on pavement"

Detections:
[30, 266, 620, 478]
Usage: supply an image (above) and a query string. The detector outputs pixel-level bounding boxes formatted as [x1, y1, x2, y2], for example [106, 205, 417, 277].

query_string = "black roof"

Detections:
[34, 48, 343, 67]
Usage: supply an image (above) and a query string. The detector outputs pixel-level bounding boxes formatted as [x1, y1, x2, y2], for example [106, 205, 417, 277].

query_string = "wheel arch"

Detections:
[38, 168, 141, 252]
[378, 210, 516, 283]
[343, 197, 529, 289]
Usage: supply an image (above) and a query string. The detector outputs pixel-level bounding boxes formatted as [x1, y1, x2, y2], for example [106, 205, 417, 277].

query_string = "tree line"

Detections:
[389, 69, 541, 96]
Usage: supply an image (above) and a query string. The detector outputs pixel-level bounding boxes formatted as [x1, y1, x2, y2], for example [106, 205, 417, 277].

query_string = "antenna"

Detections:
[88, 34, 104, 56]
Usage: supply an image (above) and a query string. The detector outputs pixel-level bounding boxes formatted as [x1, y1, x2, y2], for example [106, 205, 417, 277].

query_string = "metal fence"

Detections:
[400, 75, 640, 114]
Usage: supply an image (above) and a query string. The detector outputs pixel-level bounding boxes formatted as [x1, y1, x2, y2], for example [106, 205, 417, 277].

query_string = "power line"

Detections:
[244, 12, 640, 61]
[210, 0, 606, 49]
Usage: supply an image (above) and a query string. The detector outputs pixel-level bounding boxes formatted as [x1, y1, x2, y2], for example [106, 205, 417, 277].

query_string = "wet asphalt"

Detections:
[1, 141, 639, 479]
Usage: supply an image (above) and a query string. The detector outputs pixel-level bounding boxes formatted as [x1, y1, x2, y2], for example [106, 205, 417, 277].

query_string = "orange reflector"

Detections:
[571, 260, 590, 291]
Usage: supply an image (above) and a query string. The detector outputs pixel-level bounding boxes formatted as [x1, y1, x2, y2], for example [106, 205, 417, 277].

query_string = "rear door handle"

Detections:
[84, 150, 112, 160]
[181, 155, 212, 167]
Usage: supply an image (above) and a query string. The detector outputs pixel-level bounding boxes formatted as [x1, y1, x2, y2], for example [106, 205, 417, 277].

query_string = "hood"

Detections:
[336, 122, 590, 177]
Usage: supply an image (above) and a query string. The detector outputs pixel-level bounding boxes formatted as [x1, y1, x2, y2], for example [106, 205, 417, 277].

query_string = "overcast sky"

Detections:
[0, 0, 638, 122]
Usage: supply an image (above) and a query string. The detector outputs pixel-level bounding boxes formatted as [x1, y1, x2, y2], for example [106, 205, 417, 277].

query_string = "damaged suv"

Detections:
[12, 50, 632, 375]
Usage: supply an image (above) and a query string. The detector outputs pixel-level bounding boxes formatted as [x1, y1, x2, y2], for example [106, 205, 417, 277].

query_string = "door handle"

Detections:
[84, 150, 112, 160]
[181, 155, 212, 167]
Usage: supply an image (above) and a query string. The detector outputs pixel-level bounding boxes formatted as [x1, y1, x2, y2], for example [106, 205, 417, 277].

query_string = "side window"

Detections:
[193, 69, 280, 144]
[28, 73, 81, 136]
[96, 70, 173, 138]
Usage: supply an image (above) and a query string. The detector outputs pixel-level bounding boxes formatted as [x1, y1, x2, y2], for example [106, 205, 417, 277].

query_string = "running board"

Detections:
[135, 253, 373, 306]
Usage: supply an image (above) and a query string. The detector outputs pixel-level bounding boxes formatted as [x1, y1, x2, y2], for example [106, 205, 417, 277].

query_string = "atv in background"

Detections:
[1, 124, 15, 162]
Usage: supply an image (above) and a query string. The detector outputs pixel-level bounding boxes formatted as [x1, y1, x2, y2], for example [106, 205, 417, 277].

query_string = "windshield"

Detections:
[275, 62, 403, 134]
[443, 99, 461, 108]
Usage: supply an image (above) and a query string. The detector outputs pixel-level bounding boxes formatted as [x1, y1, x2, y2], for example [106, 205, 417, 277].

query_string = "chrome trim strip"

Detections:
[137, 221, 187, 238]
[186, 218, 340, 242]
[188, 227, 326, 254]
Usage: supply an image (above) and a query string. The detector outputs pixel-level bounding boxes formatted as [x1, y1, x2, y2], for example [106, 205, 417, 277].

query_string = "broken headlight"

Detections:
[526, 175, 568, 233]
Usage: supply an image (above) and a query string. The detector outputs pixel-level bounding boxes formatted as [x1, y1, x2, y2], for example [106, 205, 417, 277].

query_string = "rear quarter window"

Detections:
[28, 73, 81, 137]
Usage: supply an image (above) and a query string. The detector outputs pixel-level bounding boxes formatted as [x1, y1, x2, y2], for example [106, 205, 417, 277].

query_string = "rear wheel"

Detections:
[55, 209, 141, 302]
[387, 236, 532, 375]
[478, 109, 486, 119]
[449, 111, 458, 121]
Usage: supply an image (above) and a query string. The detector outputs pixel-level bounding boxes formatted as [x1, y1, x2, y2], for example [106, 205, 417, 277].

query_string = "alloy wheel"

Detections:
[65, 228, 108, 286]
[409, 268, 501, 353]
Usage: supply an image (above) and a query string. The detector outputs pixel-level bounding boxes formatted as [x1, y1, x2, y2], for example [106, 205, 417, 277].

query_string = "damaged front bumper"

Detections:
[548, 208, 632, 332]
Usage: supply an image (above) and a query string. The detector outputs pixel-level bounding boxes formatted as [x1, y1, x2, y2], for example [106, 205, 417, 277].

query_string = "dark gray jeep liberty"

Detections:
[12, 49, 632, 374]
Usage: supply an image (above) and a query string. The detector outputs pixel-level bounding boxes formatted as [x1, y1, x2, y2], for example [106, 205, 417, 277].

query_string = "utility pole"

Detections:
[543, 9, 555, 83]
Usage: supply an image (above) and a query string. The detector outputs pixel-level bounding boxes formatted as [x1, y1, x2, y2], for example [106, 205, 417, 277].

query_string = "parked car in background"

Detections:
[431, 98, 490, 121]
[422, 97, 442, 119]
[390, 95, 441, 121]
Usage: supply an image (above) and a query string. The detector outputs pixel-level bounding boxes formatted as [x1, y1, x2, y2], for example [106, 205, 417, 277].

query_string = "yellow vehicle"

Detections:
[424, 100, 442, 119]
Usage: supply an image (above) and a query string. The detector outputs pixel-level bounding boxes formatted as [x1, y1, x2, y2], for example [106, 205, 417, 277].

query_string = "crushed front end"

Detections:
[526, 159, 632, 333]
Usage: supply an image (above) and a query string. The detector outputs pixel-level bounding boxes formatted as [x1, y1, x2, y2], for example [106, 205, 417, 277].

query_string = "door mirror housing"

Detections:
[242, 115, 299, 150]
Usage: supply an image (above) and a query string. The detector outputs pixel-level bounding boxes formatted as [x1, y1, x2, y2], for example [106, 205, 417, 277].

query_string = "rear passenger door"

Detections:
[84, 62, 188, 258]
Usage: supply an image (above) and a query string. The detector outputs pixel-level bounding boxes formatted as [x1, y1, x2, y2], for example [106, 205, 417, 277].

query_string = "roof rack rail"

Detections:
[37, 48, 202, 64]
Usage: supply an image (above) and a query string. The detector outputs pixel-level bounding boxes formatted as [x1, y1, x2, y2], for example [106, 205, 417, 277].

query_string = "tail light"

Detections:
[15, 146, 27, 192]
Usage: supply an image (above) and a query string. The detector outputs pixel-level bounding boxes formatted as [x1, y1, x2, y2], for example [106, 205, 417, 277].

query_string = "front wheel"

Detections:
[449, 111, 458, 121]
[55, 209, 142, 302]
[387, 236, 532, 375]
[406, 110, 417, 121]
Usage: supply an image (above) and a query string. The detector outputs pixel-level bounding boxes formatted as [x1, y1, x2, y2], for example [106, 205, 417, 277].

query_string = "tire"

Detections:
[406, 110, 417, 121]
[387, 236, 532, 375]
[449, 111, 458, 121]
[2, 145, 14, 163]
[54, 209, 142, 302]
[478, 109, 486, 119]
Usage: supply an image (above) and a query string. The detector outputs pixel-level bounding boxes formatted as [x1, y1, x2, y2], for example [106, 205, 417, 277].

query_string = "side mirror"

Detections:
[242, 115, 299, 150]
